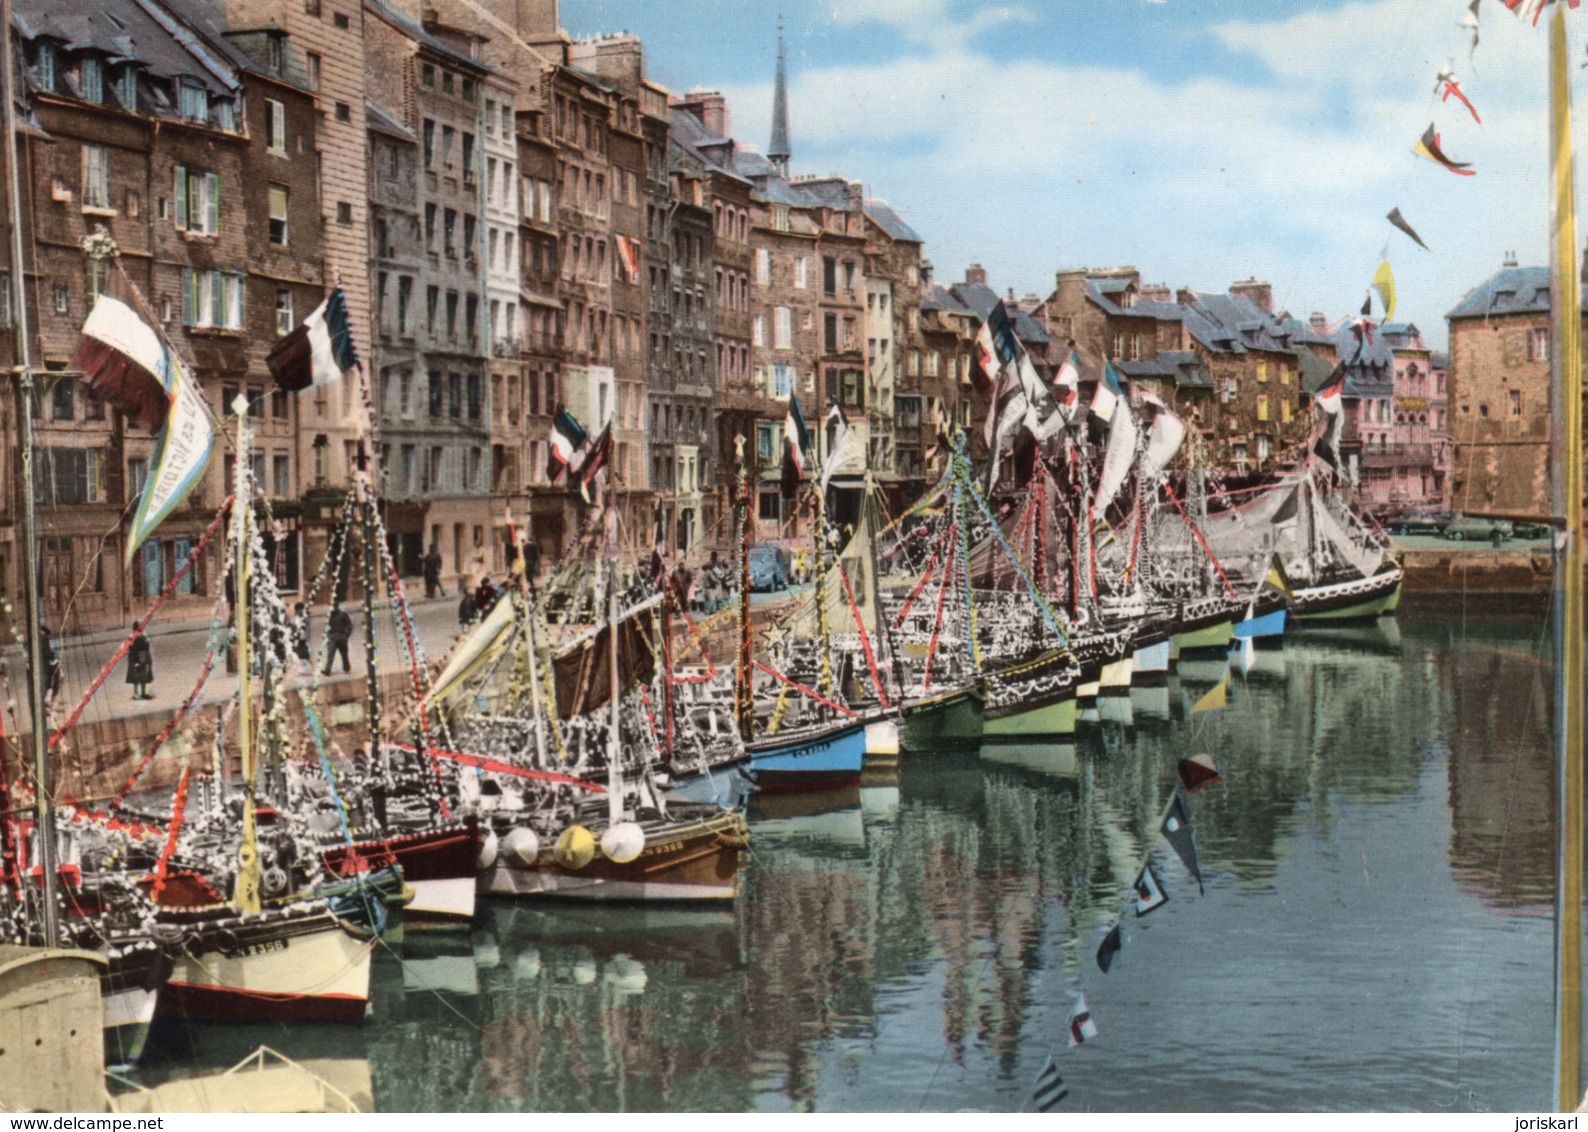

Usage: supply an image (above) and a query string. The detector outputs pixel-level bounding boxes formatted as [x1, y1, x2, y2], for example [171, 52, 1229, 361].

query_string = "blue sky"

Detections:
[562, 0, 1588, 349]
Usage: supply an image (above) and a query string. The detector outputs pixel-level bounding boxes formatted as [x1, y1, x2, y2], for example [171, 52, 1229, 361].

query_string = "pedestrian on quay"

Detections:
[475, 575, 500, 616]
[423, 543, 446, 599]
[126, 622, 154, 701]
[458, 581, 479, 628]
[524, 536, 541, 587]
[293, 601, 312, 675]
[323, 602, 353, 675]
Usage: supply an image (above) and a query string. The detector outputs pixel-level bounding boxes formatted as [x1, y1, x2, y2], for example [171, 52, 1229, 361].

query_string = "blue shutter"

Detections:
[174, 165, 187, 230]
[207, 173, 220, 234]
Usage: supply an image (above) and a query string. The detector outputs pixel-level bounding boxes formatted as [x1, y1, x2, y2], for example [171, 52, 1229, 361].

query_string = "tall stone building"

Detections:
[363, 0, 495, 585]
[10, 0, 325, 629]
[1445, 258, 1560, 518]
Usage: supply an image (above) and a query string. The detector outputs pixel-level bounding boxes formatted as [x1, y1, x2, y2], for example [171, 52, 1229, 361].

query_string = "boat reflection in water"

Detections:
[136, 617, 1556, 1111]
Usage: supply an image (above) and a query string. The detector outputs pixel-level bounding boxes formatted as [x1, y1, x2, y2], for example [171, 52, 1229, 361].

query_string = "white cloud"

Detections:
[720, 0, 1588, 345]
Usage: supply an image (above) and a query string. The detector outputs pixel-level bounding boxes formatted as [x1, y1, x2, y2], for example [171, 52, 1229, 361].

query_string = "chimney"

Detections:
[674, 89, 729, 137]
[1138, 282, 1171, 303]
[1503, 250, 1519, 269]
[1309, 311, 1328, 331]
[921, 260, 933, 288]
[1176, 288, 1198, 307]
[1229, 277, 1273, 312]
[965, 263, 988, 285]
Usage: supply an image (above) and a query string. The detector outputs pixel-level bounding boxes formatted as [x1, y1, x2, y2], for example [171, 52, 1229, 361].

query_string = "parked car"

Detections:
[1383, 508, 1451, 536]
[1443, 514, 1513, 542]
[1511, 520, 1553, 540]
[748, 543, 791, 591]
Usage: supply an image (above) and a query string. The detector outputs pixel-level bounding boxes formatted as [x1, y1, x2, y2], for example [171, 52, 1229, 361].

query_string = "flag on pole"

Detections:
[1435, 67, 1482, 124]
[1133, 861, 1169, 915]
[1265, 553, 1296, 599]
[72, 295, 172, 431]
[1178, 754, 1224, 794]
[1505, 0, 1579, 26]
[781, 390, 811, 500]
[576, 423, 613, 503]
[126, 353, 216, 562]
[1096, 923, 1123, 973]
[820, 403, 861, 493]
[1315, 364, 1346, 416]
[973, 320, 1000, 395]
[1092, 359, 1126, 423]
[1053, 348, 1081, 412]
[267, 288, 359, 392]
[1031, 1057, 1068, 1111]
[1160, 788, 1205, 894]
[548, 407, 588, 483]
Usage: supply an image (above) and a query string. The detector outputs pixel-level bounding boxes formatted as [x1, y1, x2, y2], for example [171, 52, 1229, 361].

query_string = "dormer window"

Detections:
[267, 34, 285, 74]
[114, 63, 137, 110]
[36, 43, 56, 93]
[214, 98, 235, 132]
[80, 57, 103, 103]
[178, 78, 208, 122]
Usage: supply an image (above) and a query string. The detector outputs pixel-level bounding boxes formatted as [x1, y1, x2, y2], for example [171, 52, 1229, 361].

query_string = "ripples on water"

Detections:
[134, 615, 1557, 1111]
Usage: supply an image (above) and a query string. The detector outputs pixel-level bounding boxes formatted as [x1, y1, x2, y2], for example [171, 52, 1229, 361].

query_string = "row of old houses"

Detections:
[0, 0, 1459, 634]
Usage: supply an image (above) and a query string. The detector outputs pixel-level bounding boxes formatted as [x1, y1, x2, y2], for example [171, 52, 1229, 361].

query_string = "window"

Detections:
[53, 285, 68, 314]
[449, 373, 463, 419]
[756, 248, 770, 286]
[424, 120, 438, 167]
[1510, 388, 1523, 417]
[182, 268, 245, 329]
[444, 209, 456, 255]
[178, 79, 208, 122]
[775, 306, 792, 350]
[268, 184, 289, 244]
[39, 448, 100, 505]
[1257, 435, 1270, 462]
[336, 201, 352, 225]
[1531, 327, 1550, 363]
[442, 125, 455, 167]
[128, 457, 148, 502]
[465, 294, 479, 344]
[464, 213, 477, 257]
[36, 43, 56, 93]
[174, 166, 220, 234]
[446, 291, 459, 340]
[275, 289, 294, 337]
[825, 313, 839, 352]
[214, 99, 235, 132]
[1257, 394, 1270, 422]
[425, 203, 437, 250]
[305, 0, 321, 13]
[333, 11, 349, 29]
[426, 285, 439, 335]
[467, 373, 483, 420]
[428, 371, 443, 417]
[51, 375, 75, 421]
[421, 63, 435, 87]
[82, 144, 110, 210]
[335, 102, 351, 123]
[85, 258, 107, 306]
[753, 314, 766, 348]
[397, 276, 412, 335]
[794, 257, 808, 289]
[265, 99, 286, 153]
[823, 256, 837, 296]
[273, 454, 292, 497]
[80, 57, 103, 103]
[1258, 362, 1268, 384]
[114, 63, 137, 110]
[307, 53, 322, 91]
[462, 133, 475, 182]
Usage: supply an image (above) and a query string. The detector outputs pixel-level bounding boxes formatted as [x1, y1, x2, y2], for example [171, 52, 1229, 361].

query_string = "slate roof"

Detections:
[364, 0, 493, 74]
[366, 100, 413, 140]
[923, 283, 974, 315]
[16, 0, 241, 95]
[865, 200, 922, 243]
[1296, 347, 1339, 394]
[1117, 350, 1210, 389]
[669, 108, 750, 183]
[1444, 266, 1581, 319]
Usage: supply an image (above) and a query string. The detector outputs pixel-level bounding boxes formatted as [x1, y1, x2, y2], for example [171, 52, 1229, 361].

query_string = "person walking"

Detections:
[292, 602, 312, 675]
[126, 622, 154, 701]
[323, 603, 353, 675]
[423, 543, 445, 599]
[38, 623, 60, 705]
[458, 583, 479, 628]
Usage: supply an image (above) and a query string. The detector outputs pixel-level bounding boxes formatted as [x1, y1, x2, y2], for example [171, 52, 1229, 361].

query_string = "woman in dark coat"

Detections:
[126, 622, 153, 700]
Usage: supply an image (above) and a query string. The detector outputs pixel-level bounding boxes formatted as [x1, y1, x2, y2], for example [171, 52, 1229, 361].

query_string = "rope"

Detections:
[838, 564, 891, 709]
[49, 500, 231, 749]
[751, 660, 858, 719]
[924, 526, 957, 693]
[148, 766, 191, 904]
[392, 742, 606, 792]
[1166, 486, 1239, 600]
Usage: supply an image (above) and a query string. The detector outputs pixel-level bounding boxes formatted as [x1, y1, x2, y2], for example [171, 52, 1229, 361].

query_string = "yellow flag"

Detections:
[1265, 554, 1295, 599]
[1192, 671, 1229, 713]
[1373, 261, 1396, 322]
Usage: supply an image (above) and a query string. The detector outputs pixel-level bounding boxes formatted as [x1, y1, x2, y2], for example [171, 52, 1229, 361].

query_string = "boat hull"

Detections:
[981, 694, 1077, 738]
[160, 913, 372, 1024]
[750, 719, 867, 793]
[479, 812, 747, 902]
[1131, 639, 1172, 686]
[102, 944, 168, 1067]
[900, 685, 985, 751]
[324, 822, 480, 929]
[1293, 572, 1403, 622]
[1233, 607, 1288, 639]
[1175, 619, 1234, 655]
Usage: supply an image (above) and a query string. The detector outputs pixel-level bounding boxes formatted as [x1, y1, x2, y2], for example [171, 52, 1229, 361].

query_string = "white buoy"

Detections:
[501, 826, 540, 866]
[600, 821, 646, 864]
[476, 829, 499, 870]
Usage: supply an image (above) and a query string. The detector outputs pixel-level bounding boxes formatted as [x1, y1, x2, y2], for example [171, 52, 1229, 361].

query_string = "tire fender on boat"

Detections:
[600, 822, 645, 864]
[501, 826, 540, 866]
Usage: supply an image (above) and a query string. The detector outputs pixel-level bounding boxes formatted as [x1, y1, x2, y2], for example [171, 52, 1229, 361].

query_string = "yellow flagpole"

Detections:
[1551, 1, 1583, 1112]
[231, 397, 261, 914]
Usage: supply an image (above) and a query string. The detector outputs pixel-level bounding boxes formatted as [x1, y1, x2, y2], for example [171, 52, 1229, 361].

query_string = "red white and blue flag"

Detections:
[781, 390, 811, 499]
[267, 288, 359, 393]
[548, 407, 588, 483]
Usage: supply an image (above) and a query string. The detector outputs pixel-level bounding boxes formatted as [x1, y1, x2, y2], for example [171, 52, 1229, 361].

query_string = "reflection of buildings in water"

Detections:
[1435, 627, 1553, 910]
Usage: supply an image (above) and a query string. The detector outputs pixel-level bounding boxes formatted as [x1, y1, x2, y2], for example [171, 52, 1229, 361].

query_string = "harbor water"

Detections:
[128, 613, 1556, 1111]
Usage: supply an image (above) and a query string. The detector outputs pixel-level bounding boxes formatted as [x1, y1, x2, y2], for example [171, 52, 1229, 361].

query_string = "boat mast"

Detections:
[1549, 2, 1584, 1111]
[1, 0, 58, 946]
[734, 435, 754, 743]
[231, 395, 261, 913]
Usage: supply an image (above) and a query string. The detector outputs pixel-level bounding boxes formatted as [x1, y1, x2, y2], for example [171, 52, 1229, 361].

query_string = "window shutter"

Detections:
[233, 273, 246, 328]
[175, 165, 187, 229]
[208, 172, 220, 234]
[182, 267, 195, 322]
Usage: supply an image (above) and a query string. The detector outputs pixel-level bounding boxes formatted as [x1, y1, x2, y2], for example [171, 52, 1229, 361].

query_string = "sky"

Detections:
[558, 0, 1588, 352]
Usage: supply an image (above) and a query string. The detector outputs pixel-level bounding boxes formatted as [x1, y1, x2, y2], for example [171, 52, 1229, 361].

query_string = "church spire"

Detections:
[768, 16, 791, 177]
